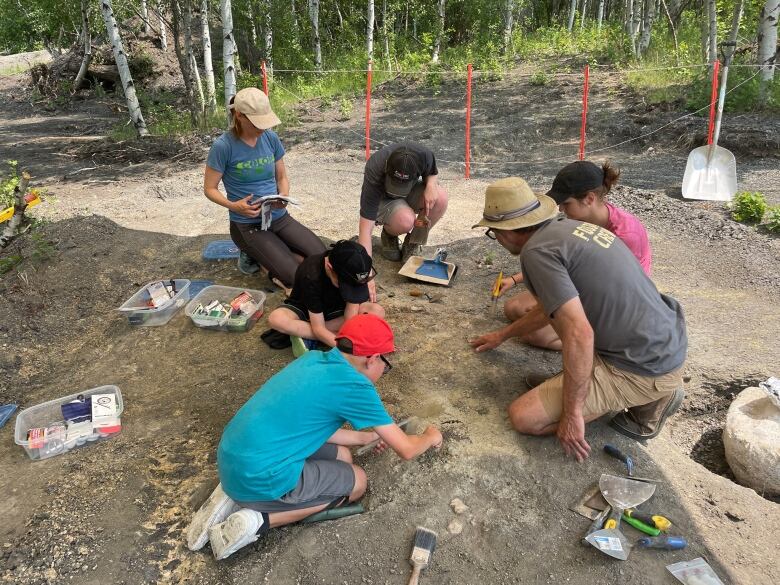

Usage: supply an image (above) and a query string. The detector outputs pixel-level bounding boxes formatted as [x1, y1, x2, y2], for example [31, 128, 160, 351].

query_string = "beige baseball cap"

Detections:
[232, 87, 281, 130]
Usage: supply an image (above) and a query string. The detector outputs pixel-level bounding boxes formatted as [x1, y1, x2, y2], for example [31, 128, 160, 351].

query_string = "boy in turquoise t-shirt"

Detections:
[186, 314, 444, 560]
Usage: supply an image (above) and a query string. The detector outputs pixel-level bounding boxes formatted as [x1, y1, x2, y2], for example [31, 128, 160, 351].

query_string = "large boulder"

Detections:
[723, 387, 780, 497]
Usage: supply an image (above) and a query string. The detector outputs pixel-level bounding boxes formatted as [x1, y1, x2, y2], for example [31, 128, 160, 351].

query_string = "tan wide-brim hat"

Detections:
[472, 177, 559, 230]
[233, 87, 281, 130]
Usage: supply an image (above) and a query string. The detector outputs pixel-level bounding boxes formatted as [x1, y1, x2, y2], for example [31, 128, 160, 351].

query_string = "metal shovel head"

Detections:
[682, 145, 737, 201]
[599, 474, 656, 511]
[585, 528, 631, 561]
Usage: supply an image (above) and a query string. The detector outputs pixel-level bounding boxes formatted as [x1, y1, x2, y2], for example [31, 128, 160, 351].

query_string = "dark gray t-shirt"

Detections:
[359, 142, 438, 220]
[521, 217, 687, 376]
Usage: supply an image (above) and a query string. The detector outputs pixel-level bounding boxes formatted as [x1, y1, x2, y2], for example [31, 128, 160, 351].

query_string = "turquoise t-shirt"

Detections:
[206, 130, 287, 224]
[217, 349, 393, 501]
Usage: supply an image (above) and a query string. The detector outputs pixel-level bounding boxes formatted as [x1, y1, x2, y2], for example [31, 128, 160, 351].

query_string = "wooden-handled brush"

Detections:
[408, 526, 437, 585]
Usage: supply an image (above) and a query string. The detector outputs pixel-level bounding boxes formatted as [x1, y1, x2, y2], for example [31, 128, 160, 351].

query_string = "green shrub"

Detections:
[764, 206, 780, 234]
[729, 191, 767, 224]
[530, 71, 549, 86]
[0, 160, 19, 208]
[128, 51, 156, 81]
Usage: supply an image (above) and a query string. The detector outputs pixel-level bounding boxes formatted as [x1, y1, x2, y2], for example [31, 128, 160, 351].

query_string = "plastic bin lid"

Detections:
[203, 240, 240, 260]
[0, 404, 17, 429]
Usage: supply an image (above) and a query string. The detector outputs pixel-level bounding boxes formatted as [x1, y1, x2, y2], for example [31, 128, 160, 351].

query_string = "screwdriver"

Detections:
[491, 271, 503, 315]
[635, 535, 687, 550]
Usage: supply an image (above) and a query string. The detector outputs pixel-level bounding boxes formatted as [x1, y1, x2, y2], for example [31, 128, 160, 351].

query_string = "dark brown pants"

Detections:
[230, 214, 325, 287]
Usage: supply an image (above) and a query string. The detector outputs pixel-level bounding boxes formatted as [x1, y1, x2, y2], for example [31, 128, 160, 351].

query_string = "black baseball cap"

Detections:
[384, 147, 421, 197]
[547, 161, 604, 204]
[328, 241, 373, 304]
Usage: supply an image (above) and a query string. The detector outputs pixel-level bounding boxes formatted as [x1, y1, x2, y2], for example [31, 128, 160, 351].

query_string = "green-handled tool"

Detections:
[622, 514, 660, 536]
[624, 508, 672, 531]
[301, 503, 364, 524]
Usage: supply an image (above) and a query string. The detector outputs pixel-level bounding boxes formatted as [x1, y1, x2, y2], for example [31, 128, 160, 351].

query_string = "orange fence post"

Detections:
[706, 60, 720, 146]
[465, 63, 473, 179]
[261, 61, 269, 95]
[578, 64, 590, 160]
[365, 61, 373, 160]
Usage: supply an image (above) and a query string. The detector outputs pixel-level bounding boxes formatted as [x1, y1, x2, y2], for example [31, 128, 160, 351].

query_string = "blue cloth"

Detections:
[206, 130, 287, 224]
[217, 349, 393, 501]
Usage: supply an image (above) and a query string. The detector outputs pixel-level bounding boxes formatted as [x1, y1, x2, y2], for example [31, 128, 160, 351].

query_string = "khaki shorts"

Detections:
[375, 183, 426, 225]
[537, 354, 685, 421]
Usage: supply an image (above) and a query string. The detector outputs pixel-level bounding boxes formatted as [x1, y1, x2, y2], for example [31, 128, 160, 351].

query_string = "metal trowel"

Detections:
[585, 474, 657, 561]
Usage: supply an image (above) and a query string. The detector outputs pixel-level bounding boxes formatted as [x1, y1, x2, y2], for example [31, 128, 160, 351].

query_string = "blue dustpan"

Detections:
[0, 404, 18, 429]
[202, 240, 240, 260]
[415, 249, 450, 280]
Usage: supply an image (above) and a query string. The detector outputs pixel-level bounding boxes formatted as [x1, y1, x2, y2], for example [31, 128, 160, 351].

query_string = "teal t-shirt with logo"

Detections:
[217, 349, 393, 502]
[206, 130, 286, 224]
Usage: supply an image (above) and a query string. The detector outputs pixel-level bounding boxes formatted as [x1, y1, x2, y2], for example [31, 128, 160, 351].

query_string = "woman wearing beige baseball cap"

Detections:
[204, 87, 324, 291]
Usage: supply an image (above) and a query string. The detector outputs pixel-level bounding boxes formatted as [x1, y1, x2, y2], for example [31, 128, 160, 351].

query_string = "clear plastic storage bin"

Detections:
[185, 285, 266, 332]
[117, 279, 191, 326]
[14, 385, 124, 461]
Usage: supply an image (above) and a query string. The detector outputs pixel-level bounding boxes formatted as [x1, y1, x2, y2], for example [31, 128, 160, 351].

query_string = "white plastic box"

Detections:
[14, 385, 124, 461]
[117, 279, 191, 326]
[185, 285, 266, 332]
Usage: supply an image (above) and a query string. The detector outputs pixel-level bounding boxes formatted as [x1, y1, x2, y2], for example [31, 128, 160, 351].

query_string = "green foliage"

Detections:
[530, 71, 549, 86]
[729, 191, 768, 224]
[128, 51, 157, 82]
[0, 160, 19, 208]
[338, 97, 354, 120]
[0, 254, 23, 275]
[764, 207, 780, 235]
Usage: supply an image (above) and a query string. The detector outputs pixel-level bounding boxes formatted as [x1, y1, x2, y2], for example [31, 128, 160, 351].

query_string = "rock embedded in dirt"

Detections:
[450, 498, 469, 515]
[723, 387, 780, 497]
[447, 518, 464, 535]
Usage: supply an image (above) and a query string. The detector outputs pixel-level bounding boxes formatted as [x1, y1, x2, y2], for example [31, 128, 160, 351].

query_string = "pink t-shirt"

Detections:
[605, 203, 652, 276]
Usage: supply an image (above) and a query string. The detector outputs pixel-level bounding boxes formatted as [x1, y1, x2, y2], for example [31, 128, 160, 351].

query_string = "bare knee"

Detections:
[336, 445, 353, 464]
[268, 308, 294, 331]
[349, 466, 367, 501]
[504, 298, 528, 321]
[385, 208, 415, 235]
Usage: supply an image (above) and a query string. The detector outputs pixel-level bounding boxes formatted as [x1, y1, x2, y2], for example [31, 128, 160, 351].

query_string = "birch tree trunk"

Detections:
[728, 0, 743, 44]
[291, 0, 299, 31]
[201, 0, 217, 113]
[382, 0, 391, 70]
[248, 1, 258, 47]
[171, 0, 198, 124]
[638, 0, 655, 56]
[580, 0, 588, 30]
[183, 2, 204, 115]
[221, 0, 237, 117]
[335, 0, 344, 28]
[74, 0, 92, 91]
[659, 0, 679, 64]
[367, 0, 375, 61]
[758, 0, 779, 102]
[431, 0, 445, 63]
[597, 0, 605, 30]
[567, 0, 577, 32]
[308, 0, 322, 71]
[141, 0, 151, 33]
[99, 0, 149, 137]
[264, 0, 273, 71]
[708, 0, 717, 66]
[626, 0, 635, 36]
[503, 0, 515, 54]
[632, 0, 643, 56]
[158, 1, 168, 50]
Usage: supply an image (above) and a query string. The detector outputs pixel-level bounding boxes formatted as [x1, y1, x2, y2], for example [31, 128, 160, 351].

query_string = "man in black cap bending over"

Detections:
[357, 143, 448, 292]
[268, 240, 385, 356]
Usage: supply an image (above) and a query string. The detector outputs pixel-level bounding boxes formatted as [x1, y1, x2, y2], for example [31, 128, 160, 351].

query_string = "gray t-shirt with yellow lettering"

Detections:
[521, 217, 687, 376]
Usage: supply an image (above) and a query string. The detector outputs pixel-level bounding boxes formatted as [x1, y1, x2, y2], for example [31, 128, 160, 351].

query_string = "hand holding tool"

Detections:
[356, 418, 413, 455]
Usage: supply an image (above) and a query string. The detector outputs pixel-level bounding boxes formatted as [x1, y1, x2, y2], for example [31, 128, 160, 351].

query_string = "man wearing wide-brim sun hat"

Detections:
[468, 177, 688, 461]
[203, 87, 325, 294]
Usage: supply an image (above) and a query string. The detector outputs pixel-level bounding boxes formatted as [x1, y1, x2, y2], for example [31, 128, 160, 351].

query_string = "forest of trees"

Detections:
[0, 1, 777, 136]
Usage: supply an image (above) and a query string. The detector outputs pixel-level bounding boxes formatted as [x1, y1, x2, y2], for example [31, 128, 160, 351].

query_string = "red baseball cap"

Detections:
[335, 314, 395, 356]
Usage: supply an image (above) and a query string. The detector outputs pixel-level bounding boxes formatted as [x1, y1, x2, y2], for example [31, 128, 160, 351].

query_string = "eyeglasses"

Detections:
[379, 354, 393, 374]
[484, 228, 498, 240]
[354, 267, 378, 284]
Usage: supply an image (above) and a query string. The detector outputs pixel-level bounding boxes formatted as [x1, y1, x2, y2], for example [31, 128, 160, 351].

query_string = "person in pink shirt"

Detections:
[498, 161, 652, 350]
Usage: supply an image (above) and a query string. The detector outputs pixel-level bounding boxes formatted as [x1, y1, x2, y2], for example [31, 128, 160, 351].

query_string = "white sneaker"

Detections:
[209, 509, 265, 560]
[186, 483, 239, 551]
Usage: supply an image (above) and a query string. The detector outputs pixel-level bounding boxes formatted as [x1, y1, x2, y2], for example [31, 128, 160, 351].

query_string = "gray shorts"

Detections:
[375, 183, 425, 225]
[235, 443, 355, 513]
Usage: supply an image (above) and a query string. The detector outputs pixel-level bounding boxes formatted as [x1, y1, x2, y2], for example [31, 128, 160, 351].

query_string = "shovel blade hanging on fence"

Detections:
[682, 145, 737, 202]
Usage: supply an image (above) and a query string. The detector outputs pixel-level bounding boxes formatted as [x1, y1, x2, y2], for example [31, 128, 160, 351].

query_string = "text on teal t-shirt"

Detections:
[217, 349, 393, 501]
[206, 130, 286, 224]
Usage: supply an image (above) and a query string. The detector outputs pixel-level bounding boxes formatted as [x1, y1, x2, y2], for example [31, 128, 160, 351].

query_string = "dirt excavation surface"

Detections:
[1, 60, 780, 585]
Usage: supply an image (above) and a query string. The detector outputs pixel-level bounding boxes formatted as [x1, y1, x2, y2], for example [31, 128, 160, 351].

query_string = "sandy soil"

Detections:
[1, 55, 779, 585]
